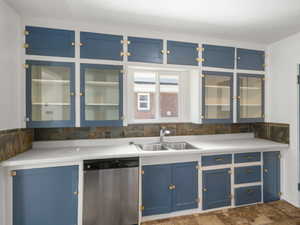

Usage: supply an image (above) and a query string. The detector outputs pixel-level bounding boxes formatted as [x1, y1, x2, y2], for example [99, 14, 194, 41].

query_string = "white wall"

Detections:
[267, 32, 300, 207]
[0, 0, 22, 131]
[0, 1, 22, 224]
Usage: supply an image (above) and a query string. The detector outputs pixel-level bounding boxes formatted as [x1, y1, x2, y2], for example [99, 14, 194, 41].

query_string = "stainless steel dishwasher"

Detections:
[83, 157, 139, 225]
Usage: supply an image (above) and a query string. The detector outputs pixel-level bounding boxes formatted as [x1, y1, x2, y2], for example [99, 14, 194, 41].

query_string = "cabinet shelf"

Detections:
[32, 102, 70, 106]
[240, 86, 261, 90]
[32, 79, 70, 84]
[86, 103, 119, 106]
[240, 104, 261, 106]
[205, 104, 230, 106]
[206, 85, 230, 89]
[85, 81, 118, 86]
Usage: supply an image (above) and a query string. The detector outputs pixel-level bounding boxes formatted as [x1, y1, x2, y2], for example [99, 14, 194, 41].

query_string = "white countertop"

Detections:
[0, 133, 289, 167]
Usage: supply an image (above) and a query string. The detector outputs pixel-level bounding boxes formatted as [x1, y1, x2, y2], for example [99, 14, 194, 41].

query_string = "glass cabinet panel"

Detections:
[202, 71, 233, 123]
[238, 74, 264, 122]
[26, 61, 75, 128]
[81, 64, 123, 126]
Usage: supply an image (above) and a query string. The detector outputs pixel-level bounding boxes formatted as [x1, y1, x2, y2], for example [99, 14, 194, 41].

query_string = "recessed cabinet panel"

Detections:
[237, 48, 265, 71]
[25, 26, 75, 57]
[167, 41, 198, 66]
[128, 37, 163, 63]
[202, 44, 235, 69]
[13, 166, 78, 225]
[203, 168, 231, 210]
[237, 74, 264, 122]
[234, 166, 261, 184]
[26, 60, 75, 128]
[80, 64, 123, 127]
[235, 185, 262, 206]
[202, 71, 233, 123]
[80, 32, 123, 61]
[142, 164, 172, 216]
[263, 152, 281, 202]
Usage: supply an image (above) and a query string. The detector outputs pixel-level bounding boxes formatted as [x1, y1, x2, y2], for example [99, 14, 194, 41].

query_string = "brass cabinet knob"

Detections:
[70, 92, 75, 96]
[169, 185, 173, 190]
[160, 50, 165, 54]
[71, 42, 75, 46]
[264, 168, 268, 173]
[80, 92, 84, 96]
[203, 188, 207, 192]
[167, 50, 171, 54]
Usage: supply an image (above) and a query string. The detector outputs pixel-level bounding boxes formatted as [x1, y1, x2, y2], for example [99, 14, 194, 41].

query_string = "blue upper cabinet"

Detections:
[127, 37, 163, 64]
[172, 162, 198, 211]
[13, 166, 78, 225]
[142, 164, 172, 216]
[80, 64, 123, 127]
[263, 151, 281, 203]
[202, 44, 235, 69]
[203, 168, 231, 210]
[167, 41, 199, 66]
[25, 26, 75, 57]
[237, 48, 265, 71]
[80, 32, 123, 61]
[26, 60, 76, 128]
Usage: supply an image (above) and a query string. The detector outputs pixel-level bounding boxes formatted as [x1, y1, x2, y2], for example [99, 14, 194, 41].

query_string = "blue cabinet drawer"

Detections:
[234, 152, 261, 163]
[235, 166, 261, 184]
[235, 185, 262, 206]
[202, 154, 232, 166]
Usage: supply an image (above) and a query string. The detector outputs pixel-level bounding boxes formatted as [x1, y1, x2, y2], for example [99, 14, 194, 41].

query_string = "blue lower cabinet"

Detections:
[172, 162, 198, 211]
[13, 166, 78, 225]
[203, 168, 231, 210]
[235, 186, 262, 206]
[25, 26, 75, 57]
[142, 164, 172, 216]
[263, 151, 281, 202]
[234, 166, 261, 184]
[128, 37, 163, 63]
[80, 32, 123, 61]
[142, 162, 198, 216]
[167, 41, 198, 66]
[26, 60, 76, 128]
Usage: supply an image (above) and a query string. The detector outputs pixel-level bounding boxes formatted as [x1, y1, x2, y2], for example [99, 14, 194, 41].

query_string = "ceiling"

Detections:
[5, 0, 300, 44]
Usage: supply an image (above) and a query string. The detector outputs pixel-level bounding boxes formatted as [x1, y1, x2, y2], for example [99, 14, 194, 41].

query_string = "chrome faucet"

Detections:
[160, 127, 171, 143]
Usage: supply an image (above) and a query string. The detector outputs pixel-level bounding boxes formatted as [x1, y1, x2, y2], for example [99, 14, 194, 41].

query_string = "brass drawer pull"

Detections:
[247, 189, 255, 194]
[168, 185, 176, 190]
[246, 169, 254, 174]
[244, 156, 254, 159]
[215, 158, 224, 162]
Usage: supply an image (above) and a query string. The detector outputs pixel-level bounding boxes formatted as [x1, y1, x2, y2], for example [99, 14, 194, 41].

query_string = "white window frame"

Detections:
[137, 93, 150, 111]
[127, 67, 189, 124]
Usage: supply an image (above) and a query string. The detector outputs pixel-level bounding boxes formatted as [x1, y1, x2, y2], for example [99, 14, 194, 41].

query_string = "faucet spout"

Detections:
[160, 127, 171, 143]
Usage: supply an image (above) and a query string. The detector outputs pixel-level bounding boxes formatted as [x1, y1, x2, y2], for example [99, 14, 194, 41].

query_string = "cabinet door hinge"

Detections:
[141, 170, 144, 175]
[195, 198, 200, 203]
[121, 40, 131, 45]
[228, 169, 232, 175]
[10, 171, 17, 176]
[24, 30, 29, 35]
[23, 64, 29, 69]
[229, 194, 234, 199]
[140, 205, 145, 211]
[197, 47, 204, 52]
[196, 58, 205, 62]
[23, 43, 29, 49]
[278, 192, 283, 197]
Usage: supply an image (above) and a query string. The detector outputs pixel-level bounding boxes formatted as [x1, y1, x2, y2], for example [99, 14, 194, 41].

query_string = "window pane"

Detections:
[134, 72, 156, 119]
[84, 68, 120, 121]
[204, 75, 231, 119]
[160, 75, 179, 117]
[31, 65, 71, 121]
[240, 77, 262, 118]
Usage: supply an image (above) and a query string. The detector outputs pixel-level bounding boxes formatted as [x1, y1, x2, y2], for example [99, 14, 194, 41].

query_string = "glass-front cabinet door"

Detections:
[202, 71, 233, 123]
[80, 64, 123, 126]
[26, 60, 75, 128]
[237, 73, 264, 122]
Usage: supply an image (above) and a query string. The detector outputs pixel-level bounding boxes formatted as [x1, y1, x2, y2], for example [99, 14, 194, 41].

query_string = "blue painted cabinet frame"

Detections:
[80, 32, 123, 61]
[202, 44, 235, 69]
[202, 168, 231, 210]
[142, 162, 198, 216]
[202, 71, 234, 124]
[167, 41, 198, 66]
[25, 26, 75, 57]
[13, 166, 79, 225]
[80, 64, 123, 127]
[263, 151, 281, 202]
[237, 48, 265, 71]
[237, 73, 265, 123]
[128, 37, 163, 64]
[26, 60, 76, 128]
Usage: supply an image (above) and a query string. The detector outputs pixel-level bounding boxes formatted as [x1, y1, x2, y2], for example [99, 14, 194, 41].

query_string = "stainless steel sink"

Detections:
[136, 143, 169, 151]
[136, 141, 198, 151]
[163, 142, 198, 150]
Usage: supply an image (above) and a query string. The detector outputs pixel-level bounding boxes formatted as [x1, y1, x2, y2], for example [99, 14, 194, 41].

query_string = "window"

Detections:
[130, 69, 183, 122]
[137, 93, 150, 111]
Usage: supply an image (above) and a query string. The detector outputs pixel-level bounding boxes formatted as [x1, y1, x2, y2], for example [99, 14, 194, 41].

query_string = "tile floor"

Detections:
[142, 201, 300, 225]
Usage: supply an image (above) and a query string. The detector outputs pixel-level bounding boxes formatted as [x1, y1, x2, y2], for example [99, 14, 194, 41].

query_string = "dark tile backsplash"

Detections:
[0, 123, 289, 162]
[0, 128, 34, 162]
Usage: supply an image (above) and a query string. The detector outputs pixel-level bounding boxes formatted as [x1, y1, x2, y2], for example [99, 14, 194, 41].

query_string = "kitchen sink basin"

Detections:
[137, 143, 169, 151]
[164, 142, 198, 150]
[136, 141, 198, 151]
